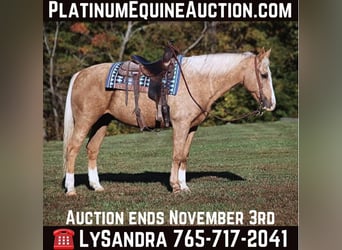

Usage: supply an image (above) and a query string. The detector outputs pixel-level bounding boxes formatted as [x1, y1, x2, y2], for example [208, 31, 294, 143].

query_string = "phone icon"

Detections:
[53, 229, 74, 250]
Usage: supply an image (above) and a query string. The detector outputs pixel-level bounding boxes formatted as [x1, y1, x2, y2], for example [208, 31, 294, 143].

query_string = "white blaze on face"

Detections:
[266, 68, 276, 111]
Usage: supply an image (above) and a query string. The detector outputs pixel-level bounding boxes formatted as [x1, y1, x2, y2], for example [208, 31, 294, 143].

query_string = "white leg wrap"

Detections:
[65, 173, 75, 194]
[178, 169, 189, 191]
[88, 167, 104, 191]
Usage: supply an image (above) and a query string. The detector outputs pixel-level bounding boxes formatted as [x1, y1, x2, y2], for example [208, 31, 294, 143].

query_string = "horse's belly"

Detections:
[109, 91, 157, 127]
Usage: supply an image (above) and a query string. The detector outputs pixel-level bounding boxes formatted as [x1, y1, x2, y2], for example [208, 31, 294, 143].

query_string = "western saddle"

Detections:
[120, 42, 179, 130]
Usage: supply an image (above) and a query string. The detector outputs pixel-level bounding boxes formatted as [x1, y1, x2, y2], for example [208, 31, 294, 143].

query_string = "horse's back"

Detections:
[75, 63, 112, 86]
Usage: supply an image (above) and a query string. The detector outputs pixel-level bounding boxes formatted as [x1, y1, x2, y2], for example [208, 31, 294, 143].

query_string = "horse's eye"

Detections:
[261, 73, 268, 79]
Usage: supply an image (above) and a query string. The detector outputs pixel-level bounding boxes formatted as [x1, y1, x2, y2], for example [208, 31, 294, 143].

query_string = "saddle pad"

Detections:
[105, 55, 183, 96]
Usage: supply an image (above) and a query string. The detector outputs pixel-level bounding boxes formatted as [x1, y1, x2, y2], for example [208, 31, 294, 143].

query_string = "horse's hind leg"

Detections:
[65, 123, 92, 196]
[86, 114, 113, 192]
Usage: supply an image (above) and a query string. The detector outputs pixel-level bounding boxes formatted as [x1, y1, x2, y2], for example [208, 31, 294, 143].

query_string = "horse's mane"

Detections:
[184, 52, 254, 76]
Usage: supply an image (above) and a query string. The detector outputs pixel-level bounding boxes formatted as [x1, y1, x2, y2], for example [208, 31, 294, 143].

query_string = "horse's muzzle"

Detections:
[262, 99, 276, 111]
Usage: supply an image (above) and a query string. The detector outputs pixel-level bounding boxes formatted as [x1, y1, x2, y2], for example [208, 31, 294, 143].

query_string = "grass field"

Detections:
[43, 120, 298, 226]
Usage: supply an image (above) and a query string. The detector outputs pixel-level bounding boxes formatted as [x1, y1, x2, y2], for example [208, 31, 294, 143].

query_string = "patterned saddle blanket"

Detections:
[105, 55, 183, 96]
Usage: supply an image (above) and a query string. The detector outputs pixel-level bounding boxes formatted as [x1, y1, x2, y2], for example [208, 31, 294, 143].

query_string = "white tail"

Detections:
[63, 72, 79, 172]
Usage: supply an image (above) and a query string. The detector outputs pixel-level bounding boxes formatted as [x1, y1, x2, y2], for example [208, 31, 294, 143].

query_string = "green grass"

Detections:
[43, 120, 298, 226]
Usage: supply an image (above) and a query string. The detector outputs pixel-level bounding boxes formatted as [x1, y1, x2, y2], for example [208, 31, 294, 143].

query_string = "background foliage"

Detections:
[43, 21, 298, 140]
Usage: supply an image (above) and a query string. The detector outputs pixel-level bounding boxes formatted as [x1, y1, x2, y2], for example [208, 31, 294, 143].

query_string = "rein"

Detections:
[210, 107, 263, 123]
[169, 43, 264, 122]
[169, 44, 209, 116]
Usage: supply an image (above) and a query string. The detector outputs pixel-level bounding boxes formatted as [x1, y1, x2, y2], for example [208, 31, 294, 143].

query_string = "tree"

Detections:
[43, 22, 62, 139]
[43, 21, 298, 140]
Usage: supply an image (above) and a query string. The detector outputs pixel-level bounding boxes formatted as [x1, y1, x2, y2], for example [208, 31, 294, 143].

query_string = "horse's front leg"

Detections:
[170, 125, 197, 193]
[178, 126, 198, 191]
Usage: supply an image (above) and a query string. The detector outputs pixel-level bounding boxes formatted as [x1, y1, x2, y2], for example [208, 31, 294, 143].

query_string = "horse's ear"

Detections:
[257, 48, 266, 60]
[257, 48, 271, 61]
[264, 48, 272, 58]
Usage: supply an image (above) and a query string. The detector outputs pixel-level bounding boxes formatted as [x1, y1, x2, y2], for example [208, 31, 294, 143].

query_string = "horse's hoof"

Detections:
[172, 187, 191, 194]
[94, 186, 104, 192]
[90, 182, 104, 192]
[181, 187, 191, 192]
[66, 190, 77, 196]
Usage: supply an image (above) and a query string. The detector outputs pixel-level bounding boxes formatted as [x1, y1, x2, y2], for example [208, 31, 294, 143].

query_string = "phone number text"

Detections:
[173, 229, 287, 248]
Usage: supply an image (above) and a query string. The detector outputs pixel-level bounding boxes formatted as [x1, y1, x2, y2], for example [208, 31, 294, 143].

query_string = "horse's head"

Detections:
[243, 48, 276, 111]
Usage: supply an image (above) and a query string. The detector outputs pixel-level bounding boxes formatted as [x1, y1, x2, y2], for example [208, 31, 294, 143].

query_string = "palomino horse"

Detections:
[63, 48, 276, 196]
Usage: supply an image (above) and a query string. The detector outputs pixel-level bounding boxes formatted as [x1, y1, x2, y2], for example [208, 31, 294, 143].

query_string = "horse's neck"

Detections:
[186, 57, 244, 110]
[208, 65, 243, 106]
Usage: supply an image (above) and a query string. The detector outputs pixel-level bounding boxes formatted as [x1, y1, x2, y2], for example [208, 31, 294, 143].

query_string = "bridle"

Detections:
[220, 55, 266, 121]
[254, 55, 266, 111]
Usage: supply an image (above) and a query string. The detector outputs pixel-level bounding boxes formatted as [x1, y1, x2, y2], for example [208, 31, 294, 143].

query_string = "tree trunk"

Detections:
[44, 22, 61, 140]
[118, 21, 133, 61]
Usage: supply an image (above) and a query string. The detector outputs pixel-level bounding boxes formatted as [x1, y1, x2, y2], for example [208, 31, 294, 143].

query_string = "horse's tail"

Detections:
[63, 72, 79, 172]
